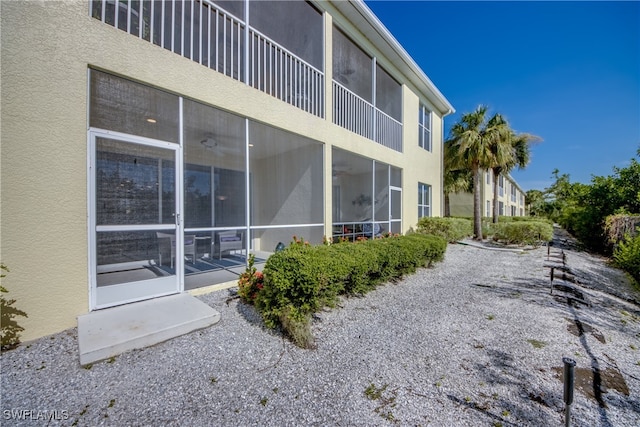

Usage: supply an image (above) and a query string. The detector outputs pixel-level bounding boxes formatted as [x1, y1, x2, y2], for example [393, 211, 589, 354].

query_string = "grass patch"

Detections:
[527, 339, 547, 349]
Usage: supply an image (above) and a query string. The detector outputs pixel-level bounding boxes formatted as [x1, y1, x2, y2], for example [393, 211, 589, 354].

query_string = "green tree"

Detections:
[542, 148, 640, 252]
[490, 128, 541, 223]
[525, 189, 546, 217]
[443, 140, 473, 217]
[445, 105, 510, 239]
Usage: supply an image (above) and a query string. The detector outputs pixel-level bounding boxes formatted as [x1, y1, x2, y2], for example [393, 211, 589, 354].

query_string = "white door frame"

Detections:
[390, 185, 402, 233]
[88, 128, 184, 310]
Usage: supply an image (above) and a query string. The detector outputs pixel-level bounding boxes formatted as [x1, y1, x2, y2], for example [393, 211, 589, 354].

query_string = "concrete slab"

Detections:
[77, 293, 220, 366]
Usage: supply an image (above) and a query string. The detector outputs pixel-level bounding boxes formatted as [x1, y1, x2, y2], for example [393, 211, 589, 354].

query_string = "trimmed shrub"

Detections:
[254, 234, 447, 348]
[491, 221, 553, 246]
[416, 217, 473, 242]
[613, 233, 640, 284]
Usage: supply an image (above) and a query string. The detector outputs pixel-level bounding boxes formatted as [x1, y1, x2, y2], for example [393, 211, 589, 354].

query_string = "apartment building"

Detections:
[448, 170, 527, 218]
[1, 0, 454, 342]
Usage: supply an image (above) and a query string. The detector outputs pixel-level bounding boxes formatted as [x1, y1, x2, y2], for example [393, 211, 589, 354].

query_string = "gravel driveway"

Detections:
[2, 231, 640, 426]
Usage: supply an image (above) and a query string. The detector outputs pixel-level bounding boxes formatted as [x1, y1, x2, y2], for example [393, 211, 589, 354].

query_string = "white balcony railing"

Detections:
[249, 29, 324, 117]
[91, 0, 408, 142]
[332, 81, 375, 140]
[376, 109, 403, 152]
[332, 81, 402, 152]
[90, 0, 323, 117]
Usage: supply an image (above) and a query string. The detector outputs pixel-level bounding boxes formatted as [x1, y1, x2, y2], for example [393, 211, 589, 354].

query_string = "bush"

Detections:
[491, 221, 553, 246]
[237, 254, 265, 303]
[253, 234, 447, 348]
[604, 214, 640, 250]
[613, 234, 640, 284]
[1, 265, 28, 351]
[416, 217, 473, 242]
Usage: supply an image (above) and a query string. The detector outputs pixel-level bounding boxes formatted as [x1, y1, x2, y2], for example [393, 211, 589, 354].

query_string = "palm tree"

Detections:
[490, 129, 541, 223]
[445, 105, 511, 240]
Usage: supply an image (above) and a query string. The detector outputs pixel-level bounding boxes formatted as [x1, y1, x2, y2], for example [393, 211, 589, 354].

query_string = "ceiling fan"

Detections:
[200, 135, 239, 156]
[332, 163, 351, 177]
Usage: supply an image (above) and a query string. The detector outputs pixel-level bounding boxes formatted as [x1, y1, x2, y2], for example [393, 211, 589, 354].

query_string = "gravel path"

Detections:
[2, 231, 640, 426]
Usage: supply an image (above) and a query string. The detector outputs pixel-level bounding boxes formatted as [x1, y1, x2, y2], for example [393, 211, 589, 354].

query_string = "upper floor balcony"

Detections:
[90, 0, 405, 152]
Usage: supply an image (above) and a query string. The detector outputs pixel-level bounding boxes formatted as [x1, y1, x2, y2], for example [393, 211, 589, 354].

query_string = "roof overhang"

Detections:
[329, 0, 455, 117]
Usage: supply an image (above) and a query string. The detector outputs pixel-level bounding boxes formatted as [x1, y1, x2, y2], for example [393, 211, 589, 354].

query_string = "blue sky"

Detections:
[365, 0, 640, 191]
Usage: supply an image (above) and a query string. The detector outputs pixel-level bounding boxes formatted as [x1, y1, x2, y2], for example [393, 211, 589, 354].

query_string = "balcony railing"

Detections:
[249, 29, 324, 117]
[332, 81, 403, 152]
[90, 0, 323, 117]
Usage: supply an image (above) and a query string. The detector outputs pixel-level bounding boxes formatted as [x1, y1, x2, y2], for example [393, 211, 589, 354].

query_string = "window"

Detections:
[499, 175, 504, 197]
[486, 170, 491, 185]
[418, 183, 431, 218]
[418, 104, 432, 151]
[486, 200, 491, 217]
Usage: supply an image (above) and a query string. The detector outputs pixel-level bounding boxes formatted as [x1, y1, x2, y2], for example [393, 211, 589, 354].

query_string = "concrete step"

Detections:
[77, 293, 220, 366]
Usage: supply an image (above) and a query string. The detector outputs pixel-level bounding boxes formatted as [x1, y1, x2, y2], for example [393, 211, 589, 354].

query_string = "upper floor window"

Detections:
[418, 183, 431, 218]
[418, 104, 431, 151]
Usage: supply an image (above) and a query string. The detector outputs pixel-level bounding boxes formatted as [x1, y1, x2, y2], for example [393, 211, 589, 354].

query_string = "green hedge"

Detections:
[490, 221, 553, 246]
[613, 234, 640, 284]
[416, 217, 473, 242]
[488, 216, 553, 224]
[254, 234, 447, 348]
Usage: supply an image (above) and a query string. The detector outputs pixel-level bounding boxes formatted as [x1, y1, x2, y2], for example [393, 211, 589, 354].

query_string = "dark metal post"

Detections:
[563, 357, 576, 427]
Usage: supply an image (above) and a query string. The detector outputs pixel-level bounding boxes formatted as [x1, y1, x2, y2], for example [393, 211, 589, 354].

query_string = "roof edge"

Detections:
[343, 0, 455, 116]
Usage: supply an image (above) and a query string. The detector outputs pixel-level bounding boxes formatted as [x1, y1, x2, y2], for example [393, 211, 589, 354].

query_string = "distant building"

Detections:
[1, 0, 454, 342]
[448, 170, 527, 217]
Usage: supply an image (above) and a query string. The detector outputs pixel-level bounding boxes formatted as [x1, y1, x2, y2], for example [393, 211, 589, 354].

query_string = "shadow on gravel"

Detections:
[566, 262, 640, 306]
[445, 394, 520, 427]
[461, 348, 562, 425]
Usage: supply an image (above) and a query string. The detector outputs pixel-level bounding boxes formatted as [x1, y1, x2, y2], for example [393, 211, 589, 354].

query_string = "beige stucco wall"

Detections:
[2, 1, 93, 341]
[449, 171, 526, 218]
[1, 0, 447, 341]
[448, 192, 475, 218]
[401, 87, 444, 230]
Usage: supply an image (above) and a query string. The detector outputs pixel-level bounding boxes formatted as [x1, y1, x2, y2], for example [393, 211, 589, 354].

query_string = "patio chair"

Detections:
[156, 232, 197, 268]
[214, 230, 243, 259]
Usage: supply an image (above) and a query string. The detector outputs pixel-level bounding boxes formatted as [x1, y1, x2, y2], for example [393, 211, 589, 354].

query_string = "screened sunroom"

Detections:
[89, 69, 323, 309]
